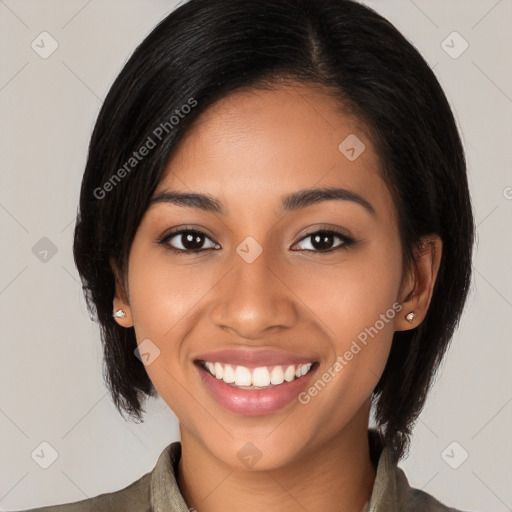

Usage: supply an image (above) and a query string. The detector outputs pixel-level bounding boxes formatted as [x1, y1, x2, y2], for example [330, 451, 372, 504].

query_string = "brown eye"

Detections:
[293, 229, 355, 252]
[158, 229, 219, 254]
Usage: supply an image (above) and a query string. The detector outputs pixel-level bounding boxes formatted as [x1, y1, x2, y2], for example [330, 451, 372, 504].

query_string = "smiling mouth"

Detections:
[196, 360, 318, 390]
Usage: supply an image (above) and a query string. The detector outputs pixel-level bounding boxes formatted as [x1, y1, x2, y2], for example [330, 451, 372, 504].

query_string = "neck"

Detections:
[177, 411, 376, 512]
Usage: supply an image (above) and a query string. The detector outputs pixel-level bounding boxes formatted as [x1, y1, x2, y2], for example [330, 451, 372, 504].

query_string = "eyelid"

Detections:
[295, 223, 353, 241]
[156, 226, 219, 248]
[292, 227, 355, 251]
[156, 224, 356, 254]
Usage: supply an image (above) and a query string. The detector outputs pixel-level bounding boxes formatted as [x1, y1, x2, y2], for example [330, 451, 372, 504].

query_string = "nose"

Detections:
[210, 249, 299, 340]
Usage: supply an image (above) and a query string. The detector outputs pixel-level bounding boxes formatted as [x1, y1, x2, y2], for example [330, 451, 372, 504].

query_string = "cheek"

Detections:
[125, 243, 235, 424]
[295, 237, 403, 407]
[127, 244, 212, 341]
[300, 236, 403, 343]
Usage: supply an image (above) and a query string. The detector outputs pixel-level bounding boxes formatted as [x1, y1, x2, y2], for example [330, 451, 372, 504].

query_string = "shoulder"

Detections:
[8, 441, 186, 512]
[367, 429, 475, 512]
[395, 466, 472, 512]
[8, 470, 152, 512]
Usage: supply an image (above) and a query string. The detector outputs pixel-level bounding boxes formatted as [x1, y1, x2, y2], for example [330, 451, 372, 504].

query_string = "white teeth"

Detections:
[270, 366, 284, 385]
[214, 362, 223, 380]
[234, 366, 252, 386]
[252, 367, 270, 387]
[203, 361, 314, 388]
[223, 364, 235, 383]
[284, 365, 295, 382]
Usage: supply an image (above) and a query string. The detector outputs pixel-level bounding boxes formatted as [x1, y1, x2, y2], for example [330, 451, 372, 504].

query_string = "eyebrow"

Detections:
[149, 186, 376, 216]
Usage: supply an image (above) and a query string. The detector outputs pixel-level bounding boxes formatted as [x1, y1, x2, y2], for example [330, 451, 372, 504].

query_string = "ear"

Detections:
[395, 234, 442, 331]
[110, 257, 134, 328]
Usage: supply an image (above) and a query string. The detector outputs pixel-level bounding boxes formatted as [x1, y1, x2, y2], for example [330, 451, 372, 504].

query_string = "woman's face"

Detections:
[121, 83, 408, 469]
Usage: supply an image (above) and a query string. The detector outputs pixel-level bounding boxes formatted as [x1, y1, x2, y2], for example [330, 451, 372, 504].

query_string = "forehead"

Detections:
[153, 84, 394, 222]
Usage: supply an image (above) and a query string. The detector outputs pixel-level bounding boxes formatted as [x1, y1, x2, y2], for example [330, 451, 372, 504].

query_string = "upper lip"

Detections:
[193, 348, 315, 368]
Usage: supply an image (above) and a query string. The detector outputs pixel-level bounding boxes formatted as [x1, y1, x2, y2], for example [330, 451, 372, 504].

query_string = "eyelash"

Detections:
[156, 227, 356, 256]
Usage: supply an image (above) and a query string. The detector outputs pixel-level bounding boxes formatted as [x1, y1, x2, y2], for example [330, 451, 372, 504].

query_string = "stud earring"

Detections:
[113, 309, 127, 319]
[405, 312, 416, 323]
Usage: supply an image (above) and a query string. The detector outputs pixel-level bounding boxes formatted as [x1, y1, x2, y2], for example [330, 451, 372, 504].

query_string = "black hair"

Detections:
[73, 0, 474, 461]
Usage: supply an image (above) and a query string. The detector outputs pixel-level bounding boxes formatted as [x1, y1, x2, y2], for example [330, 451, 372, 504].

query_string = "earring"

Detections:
[113, 309, 127, 319]
[405, 312, 416, 323]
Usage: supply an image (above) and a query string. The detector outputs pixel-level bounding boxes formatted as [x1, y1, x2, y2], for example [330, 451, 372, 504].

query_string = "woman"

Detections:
[15, 0, 475, 510]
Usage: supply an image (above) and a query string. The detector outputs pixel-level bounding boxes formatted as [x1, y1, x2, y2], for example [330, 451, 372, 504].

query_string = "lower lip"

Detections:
[197, 364, 316, 415]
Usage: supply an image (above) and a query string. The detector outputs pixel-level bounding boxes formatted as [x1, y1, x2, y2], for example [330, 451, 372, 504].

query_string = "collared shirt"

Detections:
[13, 429, 467, 512]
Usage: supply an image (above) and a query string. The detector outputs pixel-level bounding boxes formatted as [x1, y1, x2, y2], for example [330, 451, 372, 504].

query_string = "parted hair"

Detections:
[73, 0, 474, 461]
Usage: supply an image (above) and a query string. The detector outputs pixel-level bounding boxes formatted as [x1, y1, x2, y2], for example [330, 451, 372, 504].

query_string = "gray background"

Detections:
[0, 0, 511, 510]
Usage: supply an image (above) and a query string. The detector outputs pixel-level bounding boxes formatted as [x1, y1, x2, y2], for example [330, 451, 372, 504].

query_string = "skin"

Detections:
[112, 82, 442, 512]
